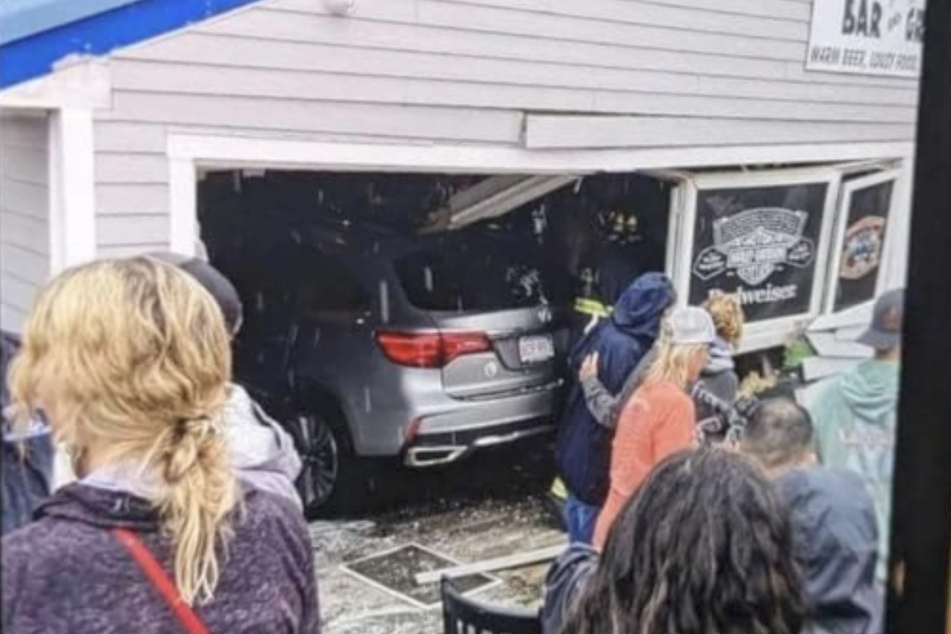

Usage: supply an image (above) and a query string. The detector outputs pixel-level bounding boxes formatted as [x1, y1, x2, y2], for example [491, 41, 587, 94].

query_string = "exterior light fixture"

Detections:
[324, 0, 356, 15]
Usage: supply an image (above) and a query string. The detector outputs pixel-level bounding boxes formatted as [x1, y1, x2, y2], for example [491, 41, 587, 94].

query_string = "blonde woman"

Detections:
[1, 258, 320, 633]
[592, 307, 715, 549]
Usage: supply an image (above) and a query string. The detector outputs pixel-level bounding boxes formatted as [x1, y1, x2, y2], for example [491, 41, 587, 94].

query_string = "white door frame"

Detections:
[823, 168, 904, 315]
[48, 108, 96, 272]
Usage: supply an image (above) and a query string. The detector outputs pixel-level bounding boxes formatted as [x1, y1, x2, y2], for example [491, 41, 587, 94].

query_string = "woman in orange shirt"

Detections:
[593, 306, 715, 548]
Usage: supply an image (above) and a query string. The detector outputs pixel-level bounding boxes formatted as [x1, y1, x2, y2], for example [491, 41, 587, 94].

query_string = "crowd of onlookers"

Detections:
[544, 272, 902, 634]
[0, 255, 901, 634]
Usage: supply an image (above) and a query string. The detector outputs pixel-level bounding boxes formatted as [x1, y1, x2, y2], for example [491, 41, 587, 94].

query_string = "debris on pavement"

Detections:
[312, 492, 565, 634]
[343, 543, 499, 608]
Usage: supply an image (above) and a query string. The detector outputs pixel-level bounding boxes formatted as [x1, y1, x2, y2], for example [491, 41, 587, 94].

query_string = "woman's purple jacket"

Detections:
[2, 483, 321, 634]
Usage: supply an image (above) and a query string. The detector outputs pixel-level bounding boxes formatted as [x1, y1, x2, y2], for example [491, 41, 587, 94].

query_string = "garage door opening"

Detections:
[197, 169, 672, 516]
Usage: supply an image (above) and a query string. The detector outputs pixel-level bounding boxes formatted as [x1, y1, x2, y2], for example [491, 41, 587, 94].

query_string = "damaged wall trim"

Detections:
[427, 174, 582, 232]
[168, 134, 914, 175]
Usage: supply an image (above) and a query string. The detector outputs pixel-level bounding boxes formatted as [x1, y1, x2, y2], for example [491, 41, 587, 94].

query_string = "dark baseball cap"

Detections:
[148, 252, 244, 336]
[857, 288, 904, 351]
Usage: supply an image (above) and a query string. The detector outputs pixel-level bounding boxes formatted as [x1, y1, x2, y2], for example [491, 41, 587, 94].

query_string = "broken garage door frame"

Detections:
[168, 134, 912, 256]
[424, 173, 583, 232]
[168, 135, 914, 354]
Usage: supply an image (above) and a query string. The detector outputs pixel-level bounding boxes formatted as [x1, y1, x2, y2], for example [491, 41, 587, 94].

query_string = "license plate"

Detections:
[518, 334, 555, 364]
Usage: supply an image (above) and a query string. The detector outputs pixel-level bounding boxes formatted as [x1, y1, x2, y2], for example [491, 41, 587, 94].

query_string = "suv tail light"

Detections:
[375, 330, 491, 368]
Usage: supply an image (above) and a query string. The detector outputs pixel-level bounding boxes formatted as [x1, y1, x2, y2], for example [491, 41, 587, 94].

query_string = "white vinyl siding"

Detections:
[0, 115, 49, 333]
[91, 0, 920, 250]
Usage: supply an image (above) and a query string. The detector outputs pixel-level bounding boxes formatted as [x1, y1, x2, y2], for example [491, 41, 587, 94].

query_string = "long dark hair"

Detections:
[562, 448, 803, 634]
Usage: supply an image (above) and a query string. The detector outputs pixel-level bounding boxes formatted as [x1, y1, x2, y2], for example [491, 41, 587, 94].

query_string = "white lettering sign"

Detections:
[806, 0, 925, 78]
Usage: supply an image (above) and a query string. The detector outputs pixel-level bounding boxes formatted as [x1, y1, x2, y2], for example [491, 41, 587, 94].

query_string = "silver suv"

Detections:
[225, 221, 570, 516]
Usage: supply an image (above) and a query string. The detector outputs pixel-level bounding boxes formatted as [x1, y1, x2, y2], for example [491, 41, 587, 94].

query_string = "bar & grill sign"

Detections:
[806, 0, 925, 78]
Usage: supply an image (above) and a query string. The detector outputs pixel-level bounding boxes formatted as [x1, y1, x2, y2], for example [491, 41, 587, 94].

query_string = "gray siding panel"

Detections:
[196, 10, 914, 90]
[94, 121, 168, 154]
[0, 145, 48, 185]
[503, 0, 812, 21]
[525, 115, 915, 149]
[96, 153, 169, 185]
[120, 35, 917, 109]
[1, 180, 47, 217]
[98, 244, 171, 258]
[443, 0, 810, 37]
[99, 92, 525, 144]
[98, 214, 170, 247]
[0, 243, 48, 287]
[97, 184, 170, 216]
[0, 115, 49, 333]
[0, 305, 27, 334]
[109, 59, 912, 123]
[0, 211, 47, 249]
[283, 0, 807, 60]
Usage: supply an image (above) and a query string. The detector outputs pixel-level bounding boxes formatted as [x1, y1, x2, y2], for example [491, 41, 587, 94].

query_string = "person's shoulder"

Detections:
[801, 373, 847, 414]
[778, 467, 875, 517]
[545, 544, 599, 603]
[236, 488, 309, 546]
[650, 380, 691, 403]
[542, 545, 599, 634]
[814, 467, 873, 501]
[241, 488, 305, 524]
[700, 370, 738, 397]
[3, 515, 104, 579]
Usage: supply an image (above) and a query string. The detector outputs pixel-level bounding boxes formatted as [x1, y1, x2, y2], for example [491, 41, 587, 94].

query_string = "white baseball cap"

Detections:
[667, 306, 717, 345]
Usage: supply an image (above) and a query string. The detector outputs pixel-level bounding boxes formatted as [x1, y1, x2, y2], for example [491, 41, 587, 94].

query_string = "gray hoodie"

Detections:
[48, 384, 303, 511]
[224, 385, 303, 509]
[693, 336, 739, 434]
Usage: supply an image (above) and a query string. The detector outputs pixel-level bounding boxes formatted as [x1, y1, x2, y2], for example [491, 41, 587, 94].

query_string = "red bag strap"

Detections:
[112, 528, 211, 634]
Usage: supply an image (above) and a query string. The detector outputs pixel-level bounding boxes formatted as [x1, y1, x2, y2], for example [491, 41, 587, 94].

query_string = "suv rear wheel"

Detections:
[289, 411, 341, 516]
[286, 396, 382, 517]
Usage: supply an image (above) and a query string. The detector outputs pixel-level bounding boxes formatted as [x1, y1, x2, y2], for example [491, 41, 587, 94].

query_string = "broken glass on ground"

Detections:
[343, 543, 499, 609]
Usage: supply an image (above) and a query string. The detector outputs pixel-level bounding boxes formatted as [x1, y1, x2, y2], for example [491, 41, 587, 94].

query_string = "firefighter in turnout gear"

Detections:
[551, 204, 646, 520]
[567, 208, 643, 349]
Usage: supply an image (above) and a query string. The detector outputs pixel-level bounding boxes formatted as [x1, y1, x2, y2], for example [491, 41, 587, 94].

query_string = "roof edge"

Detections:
[0, 0, 260, 90]
[0, 0, 140, 46]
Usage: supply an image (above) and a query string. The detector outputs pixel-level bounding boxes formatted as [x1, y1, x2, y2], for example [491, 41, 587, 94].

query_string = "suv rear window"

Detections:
[395, 240, 569, 312]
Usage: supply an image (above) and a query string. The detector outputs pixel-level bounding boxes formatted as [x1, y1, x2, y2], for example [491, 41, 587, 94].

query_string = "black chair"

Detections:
[441, 577, 543, 634]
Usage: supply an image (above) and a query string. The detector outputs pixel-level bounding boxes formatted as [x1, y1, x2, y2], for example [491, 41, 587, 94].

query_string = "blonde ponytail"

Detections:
[156, 418, 238, 604]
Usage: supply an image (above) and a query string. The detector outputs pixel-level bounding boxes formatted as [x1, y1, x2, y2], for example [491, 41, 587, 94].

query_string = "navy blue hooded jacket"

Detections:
[776, 467, 883, 634]
[555, 273, 675, 506]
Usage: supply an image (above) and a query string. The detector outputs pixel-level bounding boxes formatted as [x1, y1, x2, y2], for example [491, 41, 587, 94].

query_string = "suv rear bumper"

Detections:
[404, 417, 554, 467]
[400, 379, 561, 467]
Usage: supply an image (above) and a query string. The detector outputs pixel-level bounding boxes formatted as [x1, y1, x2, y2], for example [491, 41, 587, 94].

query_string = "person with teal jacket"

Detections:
[805, 288, 904, 584]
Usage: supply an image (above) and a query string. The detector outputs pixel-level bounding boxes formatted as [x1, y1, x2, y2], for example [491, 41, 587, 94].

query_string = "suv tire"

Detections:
[287, 405, 363, 518]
